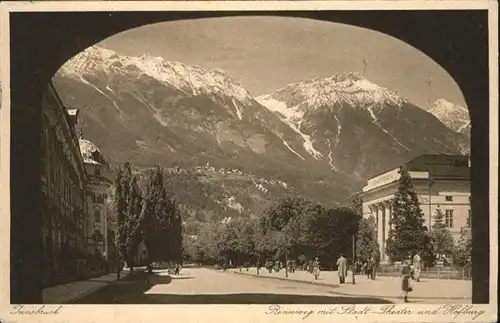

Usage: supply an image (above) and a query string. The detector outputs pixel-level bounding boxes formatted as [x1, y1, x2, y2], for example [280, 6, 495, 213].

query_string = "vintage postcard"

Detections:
[0, 1, 497, 323]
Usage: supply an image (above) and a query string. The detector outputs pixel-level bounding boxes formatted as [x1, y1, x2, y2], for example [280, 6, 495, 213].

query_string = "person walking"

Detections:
[364, 261, 370, 279]
[401, 260, 413, 303]
[312, 257, 320, 280]
[412, 253, 422, 282]
[336, 254, 348, 284]
[369, 256, 377, 280]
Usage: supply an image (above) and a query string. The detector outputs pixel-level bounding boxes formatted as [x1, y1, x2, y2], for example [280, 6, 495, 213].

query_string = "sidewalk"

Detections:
[43, 271, 130, 304]
[228, 268, 472, 303]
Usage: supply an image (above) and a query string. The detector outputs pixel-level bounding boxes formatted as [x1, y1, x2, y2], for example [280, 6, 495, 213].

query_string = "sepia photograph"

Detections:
[0, 2, 497, 323]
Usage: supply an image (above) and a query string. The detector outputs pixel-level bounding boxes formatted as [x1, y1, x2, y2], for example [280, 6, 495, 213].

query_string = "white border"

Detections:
[0, 1, 497, 323]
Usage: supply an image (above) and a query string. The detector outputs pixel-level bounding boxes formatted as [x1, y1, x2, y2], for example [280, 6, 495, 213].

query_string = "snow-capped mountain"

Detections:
[54, 46, 357, 207]
[53, 46, 469, 215]
[60, 46, 253, 105]
[258, 72, 406, 112]
[258, 73, 469, 176]
[425, 99, 470, 135]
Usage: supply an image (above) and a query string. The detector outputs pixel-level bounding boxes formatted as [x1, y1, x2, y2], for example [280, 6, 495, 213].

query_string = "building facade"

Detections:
[361, 155, 470, 263]
[40, 83, 88, 286]
[78, 135, 116, 262]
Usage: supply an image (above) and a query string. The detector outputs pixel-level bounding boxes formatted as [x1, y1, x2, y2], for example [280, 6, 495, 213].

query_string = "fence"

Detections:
[377, 265, 472, 280]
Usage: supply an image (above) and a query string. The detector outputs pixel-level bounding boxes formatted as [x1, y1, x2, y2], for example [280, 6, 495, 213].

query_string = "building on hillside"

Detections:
[360, 154, 470, 263]
[78, 133, 116, 263]
[40, 82, 88, 286]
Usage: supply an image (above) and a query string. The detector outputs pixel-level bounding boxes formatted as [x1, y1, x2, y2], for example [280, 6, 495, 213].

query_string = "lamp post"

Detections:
[352, 235, 356, 285]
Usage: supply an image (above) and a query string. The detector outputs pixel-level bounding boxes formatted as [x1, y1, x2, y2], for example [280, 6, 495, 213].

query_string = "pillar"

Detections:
[376, 204, 384, 260]
[381, 205, 386, 262]
[385, 201, 392, 239]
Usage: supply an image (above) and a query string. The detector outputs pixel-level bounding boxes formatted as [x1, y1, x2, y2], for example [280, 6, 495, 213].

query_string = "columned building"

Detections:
[361, 154, 470, 263]
[78, 134, 116, 261]
[40, 83, 88, 286]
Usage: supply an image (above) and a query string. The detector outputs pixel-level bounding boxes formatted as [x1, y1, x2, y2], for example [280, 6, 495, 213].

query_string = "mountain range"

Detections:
[53, 46, 469, 224]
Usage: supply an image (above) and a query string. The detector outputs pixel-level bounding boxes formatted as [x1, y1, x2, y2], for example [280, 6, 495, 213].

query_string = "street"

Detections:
[74, 267, 471, 304]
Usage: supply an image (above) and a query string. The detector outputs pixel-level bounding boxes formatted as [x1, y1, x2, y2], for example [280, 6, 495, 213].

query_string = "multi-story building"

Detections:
[78, 133, 116, 262]
[361, 154, 470, 263]
[40, 83, 88, 286]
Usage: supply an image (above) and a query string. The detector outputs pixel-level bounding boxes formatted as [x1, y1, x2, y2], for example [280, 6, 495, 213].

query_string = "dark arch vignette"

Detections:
[8, 10, 490, 304]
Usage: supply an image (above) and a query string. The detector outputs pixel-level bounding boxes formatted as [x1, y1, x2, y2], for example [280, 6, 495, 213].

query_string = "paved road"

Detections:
[228, 267, 472, 304]
[76, 267, 471, 304]
[139, 268, 392, 304]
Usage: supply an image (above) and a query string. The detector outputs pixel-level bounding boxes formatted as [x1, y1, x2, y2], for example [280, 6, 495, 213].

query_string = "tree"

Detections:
[141, 166, 183, 264]
[430, 208, 455, 258]
[193, 223, 220, 265]
[114, 162, 143, 274]
[307, 206, 360, 268]
[356, 216, 380, 263]
[386, 166, 430, 262]
[453, 211, 471, 267]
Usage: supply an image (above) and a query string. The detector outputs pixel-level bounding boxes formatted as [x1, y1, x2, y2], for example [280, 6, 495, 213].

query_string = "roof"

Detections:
[78, 138, 108, 165]
[366, 154, 469, 184]
[406, 154, 469, 179]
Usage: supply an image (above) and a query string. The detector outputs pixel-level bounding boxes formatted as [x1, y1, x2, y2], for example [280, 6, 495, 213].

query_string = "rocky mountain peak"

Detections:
[59, 45, 253, 103]
[259, 72, 407, 111]
[426, 99, 470, 133]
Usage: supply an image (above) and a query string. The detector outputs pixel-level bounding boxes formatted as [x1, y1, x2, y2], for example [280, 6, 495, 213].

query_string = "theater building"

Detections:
[40, 83, 88, 286]
[360, 154, 470, 263]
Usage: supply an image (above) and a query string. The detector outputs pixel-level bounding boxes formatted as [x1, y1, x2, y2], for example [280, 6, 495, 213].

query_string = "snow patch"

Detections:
[379, 127, 410, 151]
[282, 139, 306, 160]
[258, 97, 323, 160]
[79, 76, 122, 114]
[457, 121, 470, 132]
[326, 138, 338, 171]
[334, 114, 342, 147]
[232, 99, 243, 120]
[367, 106, 378, 122]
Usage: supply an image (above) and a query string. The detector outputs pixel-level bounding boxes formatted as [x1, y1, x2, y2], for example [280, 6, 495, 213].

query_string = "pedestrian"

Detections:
[401, 260, 413, 303]
[267, 260, 273, 273]
[312, 257, 320, 280]
[336, 254, 348, 284]
[412, 253, 422, 282]
[369, 256, 377, 280]
[364, 261, 370, 278]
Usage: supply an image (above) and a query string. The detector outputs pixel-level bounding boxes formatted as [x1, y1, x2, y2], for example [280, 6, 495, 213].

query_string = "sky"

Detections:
[99, 16, 467, 108]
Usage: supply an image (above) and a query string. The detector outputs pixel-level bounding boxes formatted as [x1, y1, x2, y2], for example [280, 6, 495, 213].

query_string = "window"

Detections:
[445, 210, 454, 228]
[445, 196, 453, 202]
[95, 195, 104, 204]
[94, 209, 100, 223]
[93, 230, 103, 242]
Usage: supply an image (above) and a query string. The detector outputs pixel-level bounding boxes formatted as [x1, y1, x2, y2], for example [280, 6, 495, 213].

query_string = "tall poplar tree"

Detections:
[114, 162, 143, 274]
[141, 166, 183, 264]
[386, 166, 429, 261]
